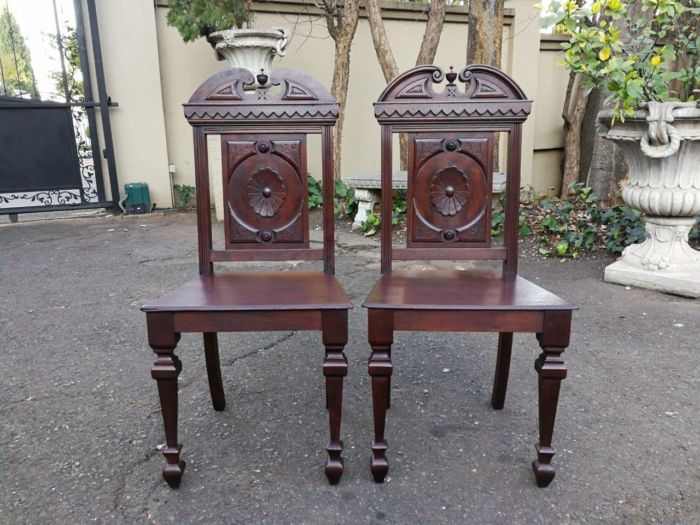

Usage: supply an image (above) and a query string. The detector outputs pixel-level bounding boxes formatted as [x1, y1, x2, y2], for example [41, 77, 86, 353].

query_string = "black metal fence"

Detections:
[0, 0, 118, 216]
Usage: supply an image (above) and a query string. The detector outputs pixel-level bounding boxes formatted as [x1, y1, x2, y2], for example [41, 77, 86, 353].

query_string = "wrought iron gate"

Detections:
[0, 0, 118, 215]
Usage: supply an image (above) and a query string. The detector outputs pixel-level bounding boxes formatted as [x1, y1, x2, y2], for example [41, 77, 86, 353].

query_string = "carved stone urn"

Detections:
[598, 102, 700, 298]
[207, 28, 289, 84]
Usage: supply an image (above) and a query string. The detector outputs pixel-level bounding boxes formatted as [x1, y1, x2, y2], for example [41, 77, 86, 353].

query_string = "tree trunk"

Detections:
[330, 39, 354, 182]
[365, 0, 446, 170]
[416, 0, 447, 66]
[364, 0, 399, 82]
[560, 73, 589, 197]
[466, 1, 504, 172]
[582, 89, 628, 207]
[323, 0, 360, 180]
[466, 0, 504, 66]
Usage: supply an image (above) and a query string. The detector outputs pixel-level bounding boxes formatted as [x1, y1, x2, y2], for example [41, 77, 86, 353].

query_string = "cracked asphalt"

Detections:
[1, 211, 698, 524]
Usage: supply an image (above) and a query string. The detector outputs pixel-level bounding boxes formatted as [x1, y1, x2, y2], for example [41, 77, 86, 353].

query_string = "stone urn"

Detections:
[207, 27, 289, 84]
[598, 102, 700, 298]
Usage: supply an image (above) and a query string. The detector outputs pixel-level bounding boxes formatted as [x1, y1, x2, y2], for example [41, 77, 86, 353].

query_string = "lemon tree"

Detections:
[542, 0, 700, 120]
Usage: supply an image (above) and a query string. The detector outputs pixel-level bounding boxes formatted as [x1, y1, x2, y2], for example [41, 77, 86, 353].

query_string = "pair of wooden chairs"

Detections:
[142, 65, 575, 490]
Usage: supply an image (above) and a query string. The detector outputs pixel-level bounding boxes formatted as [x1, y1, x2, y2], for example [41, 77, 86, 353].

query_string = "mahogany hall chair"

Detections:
[364, 65, 577, 487]
[142, 68, 351, 488]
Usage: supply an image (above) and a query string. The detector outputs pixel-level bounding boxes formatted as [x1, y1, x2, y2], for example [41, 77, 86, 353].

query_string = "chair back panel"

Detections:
[407, 131, 493, 247]
[222, 133, 308, 249]
[184, 68, 339, 274]
[373, 64, 532, 273]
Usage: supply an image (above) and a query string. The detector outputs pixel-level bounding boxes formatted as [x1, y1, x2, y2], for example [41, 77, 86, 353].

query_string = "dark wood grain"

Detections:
[142, 272, 351, 312]
[364, 270, 575, 310]
[365, 64, 575, 487]
[144, 68, 350, 488]
[391, 247, 506, 261]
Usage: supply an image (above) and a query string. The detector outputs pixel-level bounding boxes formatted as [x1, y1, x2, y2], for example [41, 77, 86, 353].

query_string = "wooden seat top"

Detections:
[142, 271, 351, 312]
[363, 270, 577, 311]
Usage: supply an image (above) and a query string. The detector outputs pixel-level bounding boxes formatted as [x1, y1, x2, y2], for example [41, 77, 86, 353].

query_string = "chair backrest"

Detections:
[373, 64, 532, 274]
[184, 68, 340, 275]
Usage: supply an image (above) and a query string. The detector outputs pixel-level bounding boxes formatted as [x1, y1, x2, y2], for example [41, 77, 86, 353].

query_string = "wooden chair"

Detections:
[364, 65, 577, 487]
[142, 68, 351, 488]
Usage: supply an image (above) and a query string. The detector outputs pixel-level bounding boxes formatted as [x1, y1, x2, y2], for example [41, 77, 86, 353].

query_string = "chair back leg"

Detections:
[203, 332, 226, 411]
[491, 332, 514, 409]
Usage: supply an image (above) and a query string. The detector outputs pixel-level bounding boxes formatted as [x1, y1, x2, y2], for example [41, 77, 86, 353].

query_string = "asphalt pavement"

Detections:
[1, 211, 698, 524]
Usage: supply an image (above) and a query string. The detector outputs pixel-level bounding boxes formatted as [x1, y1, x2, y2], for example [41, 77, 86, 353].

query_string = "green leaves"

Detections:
[334, 180, 358, 218]
[166, 0, 252, 42]
[541, 0, 700, 119]
[599, 205, 646, 253]
[307, 174, 323, 209]
[359, 191, 408, 236]
[491, 183, 648, 260]
[173, 184, 196, 209]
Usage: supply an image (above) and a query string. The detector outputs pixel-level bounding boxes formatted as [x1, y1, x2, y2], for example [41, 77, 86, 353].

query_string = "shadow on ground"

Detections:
[1, 211, 698, 524]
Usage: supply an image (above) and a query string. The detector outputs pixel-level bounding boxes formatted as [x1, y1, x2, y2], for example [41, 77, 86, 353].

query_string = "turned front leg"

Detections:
[147, 312, 185, 488]
[322, 311, 348, 485]
[368, 310, 393, 483]
[533, 311, 571, 487]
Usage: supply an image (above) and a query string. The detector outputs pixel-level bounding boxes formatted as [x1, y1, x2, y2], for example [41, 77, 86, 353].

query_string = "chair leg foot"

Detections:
[162, 452, 186, 488]
[532, 453, 556, 487]
[325, 441, 344, 485]
[371, 441, 389, 483]
[369, 363, 392, 484]
[324, 375, 346, 485]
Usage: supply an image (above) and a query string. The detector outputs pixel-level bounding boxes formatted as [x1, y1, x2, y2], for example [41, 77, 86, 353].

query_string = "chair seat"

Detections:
[363, 270, 576, 311]
[142, 271, 352, 312]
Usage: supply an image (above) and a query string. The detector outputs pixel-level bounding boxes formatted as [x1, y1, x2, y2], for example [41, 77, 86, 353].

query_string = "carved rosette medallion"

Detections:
[247, 168, 286, 218]
[429, 167, 470, 217]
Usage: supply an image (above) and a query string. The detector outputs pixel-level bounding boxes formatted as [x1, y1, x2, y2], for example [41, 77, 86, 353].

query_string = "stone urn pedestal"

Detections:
[599, 102, 700, 298]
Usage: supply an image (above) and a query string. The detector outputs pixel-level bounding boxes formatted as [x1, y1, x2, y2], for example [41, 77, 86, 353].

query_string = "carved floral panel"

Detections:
[408, 133, 493, 246]
[222, 134, 308, 248]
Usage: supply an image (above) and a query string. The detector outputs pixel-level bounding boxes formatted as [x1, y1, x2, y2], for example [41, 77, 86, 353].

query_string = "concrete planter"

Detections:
[598, 102, 700, 298]
[207, 28, 289, 84]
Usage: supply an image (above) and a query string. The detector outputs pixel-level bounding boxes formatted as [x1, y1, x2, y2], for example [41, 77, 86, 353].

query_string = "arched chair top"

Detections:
[374, 64, 532, 125]
[184, 68, 339, 126]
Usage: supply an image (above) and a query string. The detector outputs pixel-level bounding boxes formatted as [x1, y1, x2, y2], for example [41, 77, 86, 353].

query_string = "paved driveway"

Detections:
[1, 212, 698, 524]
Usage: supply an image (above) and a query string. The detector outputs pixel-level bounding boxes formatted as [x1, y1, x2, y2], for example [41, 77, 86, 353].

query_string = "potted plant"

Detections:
[166, 0, 289, 81]
[545, 0, 700, 297]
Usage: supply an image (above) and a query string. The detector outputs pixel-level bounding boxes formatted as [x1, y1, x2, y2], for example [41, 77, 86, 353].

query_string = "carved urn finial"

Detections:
[446, 66, 457, 86]
[257, 69, 269, 87]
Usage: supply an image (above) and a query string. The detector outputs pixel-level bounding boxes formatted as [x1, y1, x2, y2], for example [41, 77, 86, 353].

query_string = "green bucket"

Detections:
[123, 183, 151, 214]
